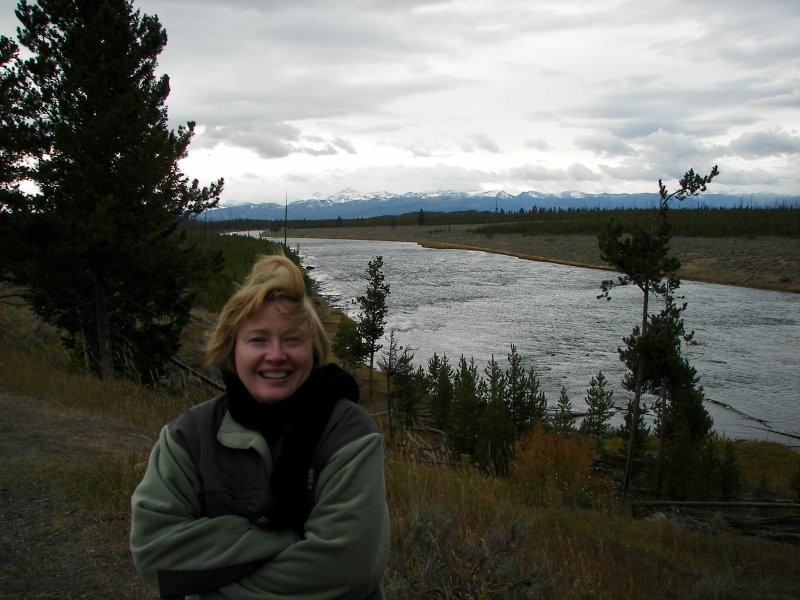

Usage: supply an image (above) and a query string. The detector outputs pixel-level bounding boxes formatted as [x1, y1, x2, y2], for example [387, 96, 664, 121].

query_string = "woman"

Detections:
[130, 253, 390, 599]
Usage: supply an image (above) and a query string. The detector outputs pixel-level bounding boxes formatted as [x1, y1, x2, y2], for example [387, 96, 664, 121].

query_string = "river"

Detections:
[264, 236, 799, 446]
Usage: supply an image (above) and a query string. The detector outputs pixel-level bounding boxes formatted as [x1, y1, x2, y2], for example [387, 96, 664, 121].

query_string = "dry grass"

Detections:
[1, 291, 799, 599]
[283, 224, 800, 293]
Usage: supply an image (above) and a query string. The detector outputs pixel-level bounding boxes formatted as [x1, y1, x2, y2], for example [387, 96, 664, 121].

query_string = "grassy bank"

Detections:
[275, 223, 800, 293]
[1, 296, 799, 599]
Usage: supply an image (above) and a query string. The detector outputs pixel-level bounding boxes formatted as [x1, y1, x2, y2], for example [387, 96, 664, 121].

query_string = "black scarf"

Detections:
[223, 364, 360, 532]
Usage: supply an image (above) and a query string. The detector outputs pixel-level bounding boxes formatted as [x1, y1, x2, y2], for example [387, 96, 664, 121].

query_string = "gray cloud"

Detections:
[525, 138, 551, 151]
[3, 0, 796, 200]
[575, 133, 636, 157]
[461, 133, 501, 154]
[728, 131, 800, 158]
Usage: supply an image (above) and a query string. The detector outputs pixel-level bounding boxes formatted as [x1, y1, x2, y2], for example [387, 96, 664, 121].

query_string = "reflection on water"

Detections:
[279, 236, 799, 445]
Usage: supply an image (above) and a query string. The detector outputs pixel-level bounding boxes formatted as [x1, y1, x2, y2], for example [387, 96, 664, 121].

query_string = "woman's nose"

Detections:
[263, 339, 286, 360]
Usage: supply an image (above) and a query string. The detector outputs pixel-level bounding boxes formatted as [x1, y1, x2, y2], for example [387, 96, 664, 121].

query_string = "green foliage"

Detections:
[421, 346, 550, 476]
[719, 440, 742, 501]
[187, 232, 287, 312]
[355, 255, 390, 397]
[790, 462, 800, 502]
[332, 319, 366, 371]
[580, 371, 616, 439]
[599, 166, 718, 499]
[447, 356, 483, 459]
[552, 386, 576, 434]
[1, 0, 222, 382]
[380, 330, 424, 438]
[617, 399, 649, 467]
[425, 353, 453, 431]
[475, 356, 515, 475]
[505, 344, 547, 435]
[475, 386, 515, 476]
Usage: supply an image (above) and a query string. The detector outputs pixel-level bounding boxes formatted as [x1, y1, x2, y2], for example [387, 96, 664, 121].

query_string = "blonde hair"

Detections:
[205, 252, 330, 373]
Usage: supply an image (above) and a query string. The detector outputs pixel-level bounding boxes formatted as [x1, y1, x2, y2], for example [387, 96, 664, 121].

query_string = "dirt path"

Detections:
[0, 392, 156, 599]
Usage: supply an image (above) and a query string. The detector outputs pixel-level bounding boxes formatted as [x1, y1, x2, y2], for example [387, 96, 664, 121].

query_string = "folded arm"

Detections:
[130, 426, 297, 598]
[210, 433, 390, 600]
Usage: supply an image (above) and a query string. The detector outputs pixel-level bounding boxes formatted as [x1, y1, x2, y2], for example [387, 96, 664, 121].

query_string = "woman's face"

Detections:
[234, 300, 314, 403]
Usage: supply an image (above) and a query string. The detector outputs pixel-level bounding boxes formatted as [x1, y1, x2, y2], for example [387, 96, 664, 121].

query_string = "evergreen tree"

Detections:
[580, 371, 616, 439]
[472, 355, 515, 474]
[789, 461, 800, 502]
[484, 354, 506, 407]
[332, 319, 366, 371]
[504, 344, 529, 434]
[379, 330, 422, 437]
[617, 398, 649, 478]
[426, 352, 453, 431]
[475, 400, 515, 475]
[0, 36, 25, 281]
[598, 166, 718, 498]
[504, 344, 547, 435]
[622, 284, 713, 497]
[447, 355, 484, 460]
[552, 386, 576, 434]
[355, 255, 390, 398]
[718, 440, 742, 501]
[524, 364, 549, 427]
[1, 0, 222, 380]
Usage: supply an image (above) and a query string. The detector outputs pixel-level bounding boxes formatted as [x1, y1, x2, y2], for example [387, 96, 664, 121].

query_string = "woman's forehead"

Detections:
[242, 300, 307, 329]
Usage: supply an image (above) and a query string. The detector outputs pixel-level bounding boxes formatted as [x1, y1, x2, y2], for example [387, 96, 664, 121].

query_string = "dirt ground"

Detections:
[0, 392, 155, 599]
[282, 225, 800, 293]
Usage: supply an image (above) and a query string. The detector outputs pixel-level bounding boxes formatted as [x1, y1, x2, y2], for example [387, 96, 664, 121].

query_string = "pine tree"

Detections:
[552, 386, 576, 434]
[355, 255, 390, 398]
[379, 330, 422, 438]
[718, 440, 742, 501]
[504, 344, 547, 435]
[426, 353, 453, 431]
[447, 355, 484, 460]
[599, 166, 718, 498]
[1, 0, 222, 380]
[332, 319, 366, 371]
[580, 371, 616, 439]
[475, 385, 515, 476]
[524, 364, 549, 427]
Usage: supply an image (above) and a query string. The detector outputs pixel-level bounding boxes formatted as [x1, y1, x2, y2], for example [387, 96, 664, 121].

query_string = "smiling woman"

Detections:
[130, 252, 390, 599]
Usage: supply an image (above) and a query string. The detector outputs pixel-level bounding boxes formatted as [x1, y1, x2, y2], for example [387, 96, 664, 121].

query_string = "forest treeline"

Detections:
[188, 206, 800, 238]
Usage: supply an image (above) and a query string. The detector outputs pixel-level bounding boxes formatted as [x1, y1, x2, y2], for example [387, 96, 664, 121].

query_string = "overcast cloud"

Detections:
[1, 0, 798, 204]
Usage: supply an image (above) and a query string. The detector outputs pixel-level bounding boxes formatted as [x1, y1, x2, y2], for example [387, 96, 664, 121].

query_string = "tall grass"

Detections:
[2, 288, 798, 598]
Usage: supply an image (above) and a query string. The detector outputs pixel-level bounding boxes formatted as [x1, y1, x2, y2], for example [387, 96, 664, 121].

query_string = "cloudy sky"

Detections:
[2, 0, 798, 205]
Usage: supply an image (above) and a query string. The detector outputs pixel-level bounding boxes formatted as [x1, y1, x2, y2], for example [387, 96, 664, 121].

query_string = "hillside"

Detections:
[2, 290, 799, 598]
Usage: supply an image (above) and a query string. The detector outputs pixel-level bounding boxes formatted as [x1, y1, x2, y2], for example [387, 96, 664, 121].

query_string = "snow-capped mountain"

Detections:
[200, 190, 799, 222]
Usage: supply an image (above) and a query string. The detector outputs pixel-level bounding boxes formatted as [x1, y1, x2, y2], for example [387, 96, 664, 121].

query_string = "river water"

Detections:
[267, 236, 798, 446]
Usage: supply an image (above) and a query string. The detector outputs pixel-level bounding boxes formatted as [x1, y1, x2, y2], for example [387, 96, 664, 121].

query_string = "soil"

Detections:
[0, 392, 156, 599]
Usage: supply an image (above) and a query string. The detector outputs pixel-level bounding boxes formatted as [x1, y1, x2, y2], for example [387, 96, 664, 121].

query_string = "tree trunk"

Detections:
[622, 284, 650, 500]
[655, 386, 668, 497]
[93, 274, 115, 380]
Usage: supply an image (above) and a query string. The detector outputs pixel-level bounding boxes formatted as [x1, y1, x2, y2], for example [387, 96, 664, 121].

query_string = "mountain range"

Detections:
[201, 189, 800, 222]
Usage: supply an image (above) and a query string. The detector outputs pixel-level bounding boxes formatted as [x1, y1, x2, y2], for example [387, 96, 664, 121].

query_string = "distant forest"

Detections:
[187, 206, 800, 238]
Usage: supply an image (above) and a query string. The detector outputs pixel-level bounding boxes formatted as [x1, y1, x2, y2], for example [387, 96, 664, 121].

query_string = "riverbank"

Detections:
[279, 224, 800, 293]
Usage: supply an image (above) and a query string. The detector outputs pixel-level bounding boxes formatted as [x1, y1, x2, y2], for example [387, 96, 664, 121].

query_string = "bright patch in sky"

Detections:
[1, 0, 797, 204]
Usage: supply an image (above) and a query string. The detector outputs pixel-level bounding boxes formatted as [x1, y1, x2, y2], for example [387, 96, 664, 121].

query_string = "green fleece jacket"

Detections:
[130, 396, 390, 599]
